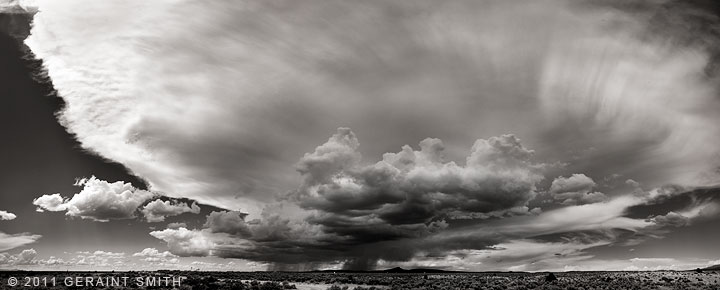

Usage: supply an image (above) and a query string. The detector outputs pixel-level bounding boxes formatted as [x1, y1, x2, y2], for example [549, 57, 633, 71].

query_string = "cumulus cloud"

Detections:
[647, 211, 690, 228]
[148, 185, 707, 270]
[73, 250, 126, 267]
[145, 129, 712, 270]
[0, 210, 16, 221]
[132, 248, 178, 263]
[10, 250, 138, 269]
[141, 200, 200, 222]
[33, 176, 154, 222]
[31, 193, 65, 212]
[149, 227, 216, 257]
[167, 222, 187, 229]
[204, 211, 252, 237]
[36, 256, 67, 266]
[144, 129, 667, 270]
[153, 206, 328, 265]
[0, 232, 41, 252]
[0, 249, 37, 266]
[294, 129, 544, 238]
[33, 177, 209, 223]
[549, 174, 608, 205]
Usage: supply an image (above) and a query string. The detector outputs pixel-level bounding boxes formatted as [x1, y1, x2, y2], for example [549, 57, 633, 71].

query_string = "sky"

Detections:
[2, 0, 720, 272]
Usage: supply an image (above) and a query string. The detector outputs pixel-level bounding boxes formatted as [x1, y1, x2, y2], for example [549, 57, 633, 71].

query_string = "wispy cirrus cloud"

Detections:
[0, 232, 41, 252]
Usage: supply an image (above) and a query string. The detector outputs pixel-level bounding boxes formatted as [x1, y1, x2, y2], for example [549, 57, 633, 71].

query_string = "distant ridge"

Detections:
[309, 267, 516, 274]
[703, 265, 720, 271]
[382, 267, 452, 273]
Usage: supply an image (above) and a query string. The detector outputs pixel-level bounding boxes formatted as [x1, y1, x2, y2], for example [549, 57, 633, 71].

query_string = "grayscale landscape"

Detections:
[2, 0, 720, 289]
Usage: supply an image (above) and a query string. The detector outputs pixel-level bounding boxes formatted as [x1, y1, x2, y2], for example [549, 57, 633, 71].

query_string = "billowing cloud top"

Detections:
[141, 200, 200, 223]
[33, 176, 202, 223]
[0, 0, 37, 13]
[0, 210, 16, 221]
[33, 176, 153, 222]
[549, 174, 607, 205]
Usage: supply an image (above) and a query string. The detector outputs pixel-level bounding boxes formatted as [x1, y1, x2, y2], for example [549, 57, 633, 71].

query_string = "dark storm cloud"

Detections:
[204, 211, 252, 237]
[147, 129, 687, 270]
[144, 128, 720, 270]
[162, 193, 681, 270]
[293, 128, 544, 226]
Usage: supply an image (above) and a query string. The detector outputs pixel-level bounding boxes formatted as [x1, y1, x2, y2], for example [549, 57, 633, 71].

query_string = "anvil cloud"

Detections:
[15, 0, 720, 271]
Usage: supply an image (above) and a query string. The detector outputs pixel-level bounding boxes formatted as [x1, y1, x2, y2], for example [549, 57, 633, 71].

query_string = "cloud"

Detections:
[382, 238, 610, 272]
[31, 193, 65, 212]
[153, 206, 328, 264]
[141, 200, 200, 222]
[10, 250, 138, 269]
[0, 232, 41, 252]
[132, 248, 178, 263]
[25, 0, 720, 216]
[73, 250, 126, 267]
[149, 227, 216, 257]
[145, 129, 706, 270]
[428, 195, 651, 252]
[647, 211, 690, 228]
[294, 129, 544, 234]
[0, 210, 16, 221]
[204, 211, 252, 237]
[549, 174, 608, 205]
[33, 176, 154, 222]
[24, 0, 720, 271]
[550, 174, 596, 196]
[144, 131, 665, 270]
[167, 222, 187, 229]
[33, 177, 208, 223]
[0, 0, 37, 13]
[536, 9, 720, 187]
[36, 256, 67, 266]
[0, 249, 37, 266]
[148, 189, 702, 270]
